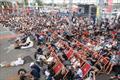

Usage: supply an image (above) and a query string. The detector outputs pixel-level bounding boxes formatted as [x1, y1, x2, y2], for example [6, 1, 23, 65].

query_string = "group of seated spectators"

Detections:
[0, 12, 120, 80]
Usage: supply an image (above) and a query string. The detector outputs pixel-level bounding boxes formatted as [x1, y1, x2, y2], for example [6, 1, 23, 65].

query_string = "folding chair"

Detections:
[76, 41, 84, 47]
[65, 48, 74, 59]
[50, 51, 61, 63]
[78, 50, 84, 55]
[53, 62, 63, 75]
[92, 53, 101, 59]
[63, 68, 69, 80]
[54, 67, 68, 80]
[74, 53, 85, 67]
[101, 57, 109, 67]
[85, 37, 97, 46]
[111, 31, 117, 39]
[83, 46, 90, 52]
[79, 57, 86, 67]
[99, 57, 109, 73]
[81, 63, 91, 78]
[77, 50, 87, 59]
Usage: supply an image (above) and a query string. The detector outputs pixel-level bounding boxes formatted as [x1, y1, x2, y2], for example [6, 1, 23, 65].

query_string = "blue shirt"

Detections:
[31, 69, 40, 78]
[31, 64, 41, 73]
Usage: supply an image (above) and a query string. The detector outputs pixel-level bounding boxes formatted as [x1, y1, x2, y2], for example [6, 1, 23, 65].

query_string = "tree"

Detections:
[35, 0, 43, 6]
[24, 0, 28, 6]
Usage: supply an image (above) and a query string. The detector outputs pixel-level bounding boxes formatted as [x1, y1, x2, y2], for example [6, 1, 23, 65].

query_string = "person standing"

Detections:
[30, 62, 41, 80]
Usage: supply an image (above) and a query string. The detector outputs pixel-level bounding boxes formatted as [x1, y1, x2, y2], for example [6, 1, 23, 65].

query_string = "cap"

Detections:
[29, 62, 34, 67]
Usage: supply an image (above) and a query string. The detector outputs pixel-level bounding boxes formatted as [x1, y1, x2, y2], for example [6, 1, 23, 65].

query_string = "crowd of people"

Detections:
[0, 11, 120, 80]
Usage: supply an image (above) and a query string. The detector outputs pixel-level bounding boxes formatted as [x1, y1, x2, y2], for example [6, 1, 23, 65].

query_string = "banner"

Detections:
[107, 0, 113, 12]
[108, 0, 113, 5]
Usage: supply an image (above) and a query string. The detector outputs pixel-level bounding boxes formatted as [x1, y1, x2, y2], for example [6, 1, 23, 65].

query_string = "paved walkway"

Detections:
[0, 24, 16, 40]
[0, 26, 34, 80]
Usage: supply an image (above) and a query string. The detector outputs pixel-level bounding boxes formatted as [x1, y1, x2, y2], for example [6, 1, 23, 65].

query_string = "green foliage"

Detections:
[35, 0, 43, 6]
[24, 0, 28, 6]
[0, 1, 12, 8]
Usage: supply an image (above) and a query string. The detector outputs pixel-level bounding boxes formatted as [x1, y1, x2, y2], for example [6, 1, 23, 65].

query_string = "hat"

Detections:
[29, 62, 34, 67]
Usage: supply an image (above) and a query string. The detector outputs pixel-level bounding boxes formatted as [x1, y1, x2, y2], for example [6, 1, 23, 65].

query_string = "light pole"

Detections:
[69, 0, 73, 10]
[98, 0, 104, 19]
[68, 0, 73, 30]
[52, 0, 54, 8]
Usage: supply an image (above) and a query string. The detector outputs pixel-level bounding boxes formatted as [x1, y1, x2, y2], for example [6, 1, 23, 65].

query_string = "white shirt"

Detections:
[94, 45, 103, 51]
[45, 70, 50, 77]
[21, 37, 34, 49]
[37, 55, 46, 60]
[46, 57, 54, 62]
[77, 68, 83, 78]
[10, 58, 24, 66]
[106, 43, 112, 48]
